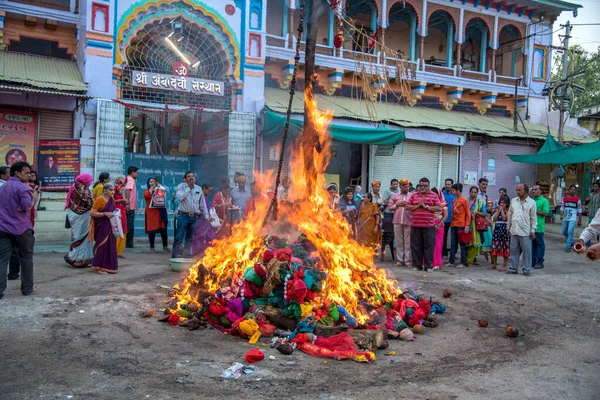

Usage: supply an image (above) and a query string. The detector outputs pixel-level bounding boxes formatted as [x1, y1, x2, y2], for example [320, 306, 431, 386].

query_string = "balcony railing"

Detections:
[265, 34, 526, 89]
[5, 0, 78, 13]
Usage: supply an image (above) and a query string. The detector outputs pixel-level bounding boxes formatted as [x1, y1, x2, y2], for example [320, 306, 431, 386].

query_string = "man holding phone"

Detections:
[172, 172, 210, 258]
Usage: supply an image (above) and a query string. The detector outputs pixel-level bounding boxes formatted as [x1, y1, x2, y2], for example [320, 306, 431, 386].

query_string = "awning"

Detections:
[263, 109, 405, 146]
[0, 51, 88, 94]
[264, 88, 589, 144]
[508, 139, 600, 164]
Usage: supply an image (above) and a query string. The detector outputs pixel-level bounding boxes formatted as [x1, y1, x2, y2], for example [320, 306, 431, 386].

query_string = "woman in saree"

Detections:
[64, 173, 95, 268]
[144, 177, 169, 252]
[89, 183, 118, 274]
[357, 193, 382, 251]
[466, 186, 485, 265]
[113, 176, 128, 258]
[431, 188, 448, 269]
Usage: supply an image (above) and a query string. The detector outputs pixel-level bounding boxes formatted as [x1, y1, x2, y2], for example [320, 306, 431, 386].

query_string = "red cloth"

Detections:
[276, 248, 292, 261]
[408, 309, 427, 327]
[254, 263, 267, 278]
[168, 314, 180, 326]
[244, 349, 265, 363]
[286, 277, 307, 302]
[418, 300, 431, 315]
[262, 250, 275, 263]
[208, 298, 226, 316]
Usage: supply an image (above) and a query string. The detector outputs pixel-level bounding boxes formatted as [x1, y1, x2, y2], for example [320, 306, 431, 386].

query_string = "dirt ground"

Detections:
[1, 233, 599, 400]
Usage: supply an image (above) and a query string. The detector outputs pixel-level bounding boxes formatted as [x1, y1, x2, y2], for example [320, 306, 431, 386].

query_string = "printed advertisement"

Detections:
[0, 109, 36, 167]
[38, 140, 81, 190]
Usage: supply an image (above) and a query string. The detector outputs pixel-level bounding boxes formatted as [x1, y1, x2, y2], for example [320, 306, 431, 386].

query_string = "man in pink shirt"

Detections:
[406, 177, 442, 271]
[124, 166, 139, 248]
[388, 178, 412, 267]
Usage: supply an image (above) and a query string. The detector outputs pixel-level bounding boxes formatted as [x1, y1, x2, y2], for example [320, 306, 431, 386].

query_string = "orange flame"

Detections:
[173, 84, 400, 323]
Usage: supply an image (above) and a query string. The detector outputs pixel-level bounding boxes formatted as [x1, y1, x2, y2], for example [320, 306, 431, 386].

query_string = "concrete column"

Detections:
[328, 7, 334, 46]
[283, 1, 289, 38]
[446, 22, 454, 67]
[511, 49, 516, 77]
[480, 28, 487, 72]
[410, 14, 417, 61]
[491, 48, 496, 74]
[361, 144, 368, 190]
[419, 36, 425, 60]
[371, 3, 377, 31]
[422, 0, 428, 36]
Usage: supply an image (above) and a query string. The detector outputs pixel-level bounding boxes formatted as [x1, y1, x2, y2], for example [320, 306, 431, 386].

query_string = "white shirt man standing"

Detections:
[230, 174, 252, 217]
[172, 171, 209, 258]
[0, 166, 9, 188]
[507, 184, 537, 276]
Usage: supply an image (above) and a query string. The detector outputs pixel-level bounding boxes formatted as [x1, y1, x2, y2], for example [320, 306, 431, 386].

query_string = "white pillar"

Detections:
[422, 0, 428, 36]
[493, 15, 499, 49]
[458, 8, 464, 44]
[382, 0, 388, 28]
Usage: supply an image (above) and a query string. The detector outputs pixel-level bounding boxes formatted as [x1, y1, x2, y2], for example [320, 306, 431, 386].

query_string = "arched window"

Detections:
[250, 0, 262, 30]
[92, 3, 109, 32]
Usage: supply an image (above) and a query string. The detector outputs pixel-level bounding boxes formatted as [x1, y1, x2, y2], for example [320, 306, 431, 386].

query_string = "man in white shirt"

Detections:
[172, 172, 209, 258]
[230, 174, 252, 217]
[0, 166, 9, 188]
[574, 209, 600, 253]
[507, 184, 537, 276]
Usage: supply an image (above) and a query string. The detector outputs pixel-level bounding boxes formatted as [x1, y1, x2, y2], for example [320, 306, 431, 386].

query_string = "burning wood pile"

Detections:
[161, 88, 448, 362]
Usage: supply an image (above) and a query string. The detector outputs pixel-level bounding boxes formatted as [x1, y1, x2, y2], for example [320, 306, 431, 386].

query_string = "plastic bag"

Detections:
[209, 207, 221, 228]
[110, 209, 124, 238]
[150, 188, 166, 208]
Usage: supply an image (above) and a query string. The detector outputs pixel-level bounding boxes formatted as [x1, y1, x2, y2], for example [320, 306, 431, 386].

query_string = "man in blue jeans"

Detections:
[172, 172, 210, 258]
[531, 185, 550, 269]
[561, 185, 582, 252]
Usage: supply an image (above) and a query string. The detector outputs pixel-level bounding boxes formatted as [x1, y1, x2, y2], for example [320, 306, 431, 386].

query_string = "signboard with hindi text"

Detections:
[38, 140, 80, 191]
[132, 70, 224, 96]
[0, 109, 36, 167]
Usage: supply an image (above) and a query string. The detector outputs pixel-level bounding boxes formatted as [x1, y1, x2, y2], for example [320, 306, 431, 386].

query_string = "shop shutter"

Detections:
[441, 145, 459, 185]
[483, 140, 537, 197]
[372, 140, 440, 189]
[95, 99, 125, 181]
[38, 109, 73, 140]
[228, 112, 256, 181]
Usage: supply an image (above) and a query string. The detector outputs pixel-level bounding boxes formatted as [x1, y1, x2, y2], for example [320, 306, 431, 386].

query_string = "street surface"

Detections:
[1, 234, 599, 400]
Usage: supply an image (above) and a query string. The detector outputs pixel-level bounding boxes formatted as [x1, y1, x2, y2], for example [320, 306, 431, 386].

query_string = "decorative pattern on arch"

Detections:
[342, 0, 383, 24]
[386, 0, 422, 29]
[425, 6, 459, 37]
[498, 19, 526, 46]
[462, 11, 493, 41]
[115, 0, 241, 80]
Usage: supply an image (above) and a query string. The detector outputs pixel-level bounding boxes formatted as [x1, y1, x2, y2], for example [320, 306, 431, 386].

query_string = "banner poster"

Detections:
[0, 109, 37, 167]
[38, 140, 81, 190]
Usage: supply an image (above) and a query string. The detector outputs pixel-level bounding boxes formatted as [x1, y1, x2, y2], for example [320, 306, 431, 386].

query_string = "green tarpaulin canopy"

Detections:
[508, 136, 600, 164]
[263, 109, 405, 146]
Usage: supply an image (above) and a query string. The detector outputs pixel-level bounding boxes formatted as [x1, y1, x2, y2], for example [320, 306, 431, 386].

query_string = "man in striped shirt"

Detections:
[406, 177, 442, 271]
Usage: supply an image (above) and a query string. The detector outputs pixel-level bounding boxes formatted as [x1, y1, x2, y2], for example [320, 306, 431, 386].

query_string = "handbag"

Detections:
[475, 215, 490, 231]
[458, 229, 473, 244]
[209, 207, 221, 228]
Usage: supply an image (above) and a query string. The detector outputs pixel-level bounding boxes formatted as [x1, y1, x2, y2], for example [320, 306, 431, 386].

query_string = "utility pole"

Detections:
[557, 21, 571, 143]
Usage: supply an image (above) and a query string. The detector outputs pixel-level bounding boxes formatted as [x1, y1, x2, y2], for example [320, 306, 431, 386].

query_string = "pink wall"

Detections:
[460, 137, 538, 200]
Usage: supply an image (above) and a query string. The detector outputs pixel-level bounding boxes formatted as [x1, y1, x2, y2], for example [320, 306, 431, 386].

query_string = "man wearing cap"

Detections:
[388, 178, 413, 267]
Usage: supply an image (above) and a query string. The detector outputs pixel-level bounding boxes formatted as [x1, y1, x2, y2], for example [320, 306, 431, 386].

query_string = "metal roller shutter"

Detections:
[38, 109, 74, 140]
[95, 100, 125, 181]
[372, 140, 440, 188]
[483, 141, 537, 196]
[441, 145, 459, 185]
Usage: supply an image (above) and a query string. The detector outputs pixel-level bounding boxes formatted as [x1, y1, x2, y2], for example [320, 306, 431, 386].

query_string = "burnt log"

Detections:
[314, 325, 388, 351]
[264, 306, 298, 331]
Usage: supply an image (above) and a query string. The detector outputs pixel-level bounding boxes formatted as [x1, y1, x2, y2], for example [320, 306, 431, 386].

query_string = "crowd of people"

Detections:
[1, 160, 599, 299]
[331, 176, 600, 275]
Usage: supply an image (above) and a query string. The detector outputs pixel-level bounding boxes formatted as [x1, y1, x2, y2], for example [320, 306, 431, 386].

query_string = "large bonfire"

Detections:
[163, 87, 444, 362]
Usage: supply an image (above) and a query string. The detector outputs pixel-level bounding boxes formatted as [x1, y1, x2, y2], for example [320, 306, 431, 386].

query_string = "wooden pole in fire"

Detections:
[301, 0, 326, 197]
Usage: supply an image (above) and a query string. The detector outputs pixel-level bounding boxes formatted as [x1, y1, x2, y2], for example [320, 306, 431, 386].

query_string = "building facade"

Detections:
[0, 0, 586, 240]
